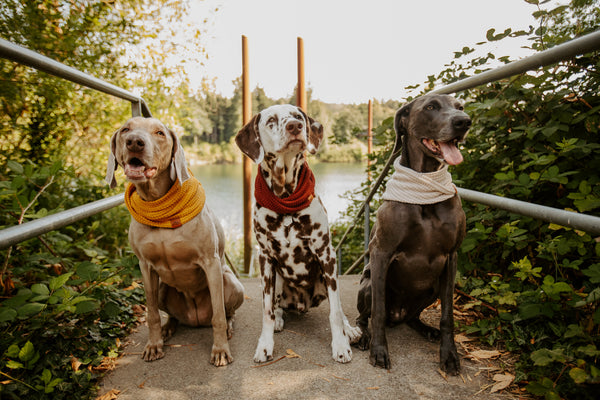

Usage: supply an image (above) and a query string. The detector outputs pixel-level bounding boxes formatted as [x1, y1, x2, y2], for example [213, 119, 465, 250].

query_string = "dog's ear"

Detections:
[235, 113, 264, 163]
[105, 130, 119, 189]
[168, 128, 190, 185]
[394, 101, 413, 152]
[298, 108, 324, 154]
[394, 102, 412, 136]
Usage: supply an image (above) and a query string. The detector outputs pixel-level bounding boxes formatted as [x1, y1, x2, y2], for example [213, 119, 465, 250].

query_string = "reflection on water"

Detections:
[192, 162, 366, 234]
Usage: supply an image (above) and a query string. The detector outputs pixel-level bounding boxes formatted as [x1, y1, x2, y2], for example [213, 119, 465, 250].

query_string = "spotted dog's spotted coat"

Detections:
[236, 104, 360, 363]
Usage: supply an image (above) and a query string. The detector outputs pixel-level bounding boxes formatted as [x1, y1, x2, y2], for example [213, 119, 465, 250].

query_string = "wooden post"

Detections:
[367, 99, 373, 164]
[297, 37, 306, 110]
[364, 99, 373, 267]
[242, 35, 252, 274]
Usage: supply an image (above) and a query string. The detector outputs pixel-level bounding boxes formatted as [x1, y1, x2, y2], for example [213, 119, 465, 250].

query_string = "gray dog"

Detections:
[355, 94, 471, 374]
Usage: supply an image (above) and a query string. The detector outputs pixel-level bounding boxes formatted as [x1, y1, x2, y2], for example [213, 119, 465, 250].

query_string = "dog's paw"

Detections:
[274, 308, 284, 332]
[331, 337, 353, 363]
[226, 317, 234, 340]
[253, 336, 274, 363]
[353, 329, 371, 351]
[142, 341, 165, 362]
[440, 343, 461, 375]
[369, 344, 391, 369]
[161, 317, 178, 342]
[345, 324, 362, 344]
[211, 343, 233, 367]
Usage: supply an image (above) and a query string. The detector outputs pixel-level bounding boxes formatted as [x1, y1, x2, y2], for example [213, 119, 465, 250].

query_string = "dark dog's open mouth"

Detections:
[124, 157, 157, 180]
[422, 138, 464, 165]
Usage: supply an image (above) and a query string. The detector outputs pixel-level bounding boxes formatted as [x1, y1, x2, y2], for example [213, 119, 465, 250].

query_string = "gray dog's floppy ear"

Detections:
[169, 128, 190, 185]
[105, 130, 119, 189]
[235, 114, 264, 163]
[394, 101, 413, 153]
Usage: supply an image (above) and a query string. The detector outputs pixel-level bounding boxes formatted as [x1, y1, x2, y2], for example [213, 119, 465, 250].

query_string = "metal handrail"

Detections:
[0, 39, 152, 117]
[337, 30, 600, 272]
[0, 39, 151, 250]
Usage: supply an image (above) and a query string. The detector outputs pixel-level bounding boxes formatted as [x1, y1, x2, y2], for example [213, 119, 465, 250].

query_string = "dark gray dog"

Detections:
[355, 94, 471, 374]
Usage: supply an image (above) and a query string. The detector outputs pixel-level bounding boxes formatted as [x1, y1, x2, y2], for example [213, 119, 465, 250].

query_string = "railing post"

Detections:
[242, 35, 253, 275]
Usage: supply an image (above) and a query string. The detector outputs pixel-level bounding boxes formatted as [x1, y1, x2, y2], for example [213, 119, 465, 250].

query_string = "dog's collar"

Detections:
[382, 157, 457, 205]
[254, 163, 315, 214]
[124, 173, 205, 228]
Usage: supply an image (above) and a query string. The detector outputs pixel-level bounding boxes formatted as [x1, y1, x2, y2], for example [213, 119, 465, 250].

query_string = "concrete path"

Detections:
[98, 276, 515, 399]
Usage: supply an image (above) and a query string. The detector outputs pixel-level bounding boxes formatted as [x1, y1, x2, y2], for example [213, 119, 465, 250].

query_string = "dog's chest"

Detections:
[129, 219, 211, 291]
[254, 198, 331, 283]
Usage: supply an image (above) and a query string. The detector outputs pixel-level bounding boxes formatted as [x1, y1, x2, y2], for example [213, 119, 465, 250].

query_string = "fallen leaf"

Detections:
[71, 356, 82, 371]
[466, 349, 501, 360]
[490, 373, 514, 393]
[438, 368, 448, 381]
[94, 389, 120, 400]
[286, 349, 301, 359]
[454, 333, 474, 343]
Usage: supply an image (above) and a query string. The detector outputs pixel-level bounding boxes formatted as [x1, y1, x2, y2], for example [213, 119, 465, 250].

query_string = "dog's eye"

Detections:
[457, 105, 464, 111]
[425, 103, 438, 111]
[156, 131, 165, 136]
[121, 127, 129, 133]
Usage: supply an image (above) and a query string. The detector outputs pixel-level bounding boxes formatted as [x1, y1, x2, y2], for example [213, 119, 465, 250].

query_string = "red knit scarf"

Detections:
[254, 164, 316, 214]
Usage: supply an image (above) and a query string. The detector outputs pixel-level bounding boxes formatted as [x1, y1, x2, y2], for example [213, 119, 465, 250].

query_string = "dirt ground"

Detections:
[97, 276, 518, 400]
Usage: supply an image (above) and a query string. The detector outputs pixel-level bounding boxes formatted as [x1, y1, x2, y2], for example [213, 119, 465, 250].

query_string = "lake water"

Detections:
[191, 162, 366, 234]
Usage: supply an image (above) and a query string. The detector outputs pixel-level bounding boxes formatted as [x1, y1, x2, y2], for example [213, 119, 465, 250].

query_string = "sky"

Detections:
[186, 0, 550, 104]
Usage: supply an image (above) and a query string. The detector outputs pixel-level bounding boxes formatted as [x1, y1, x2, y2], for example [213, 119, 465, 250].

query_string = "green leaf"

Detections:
[531, 348, 567, 366]
[569, 367, 588, 384]
[18, 341, 35, 362]
[0, 307, 17, 322]
[31, 283, 50, 296]
[7, 160, 24, 174]
[583, 264, 600, 283]
[75, 300, 100, 314]
[41, 369, 52, 384]
[17, 302, 45, 317]
[49, 272, 74, 291]
[76, 262, 101, 281]
[5, 344, 20, 358]
[6, 360, 24, 369]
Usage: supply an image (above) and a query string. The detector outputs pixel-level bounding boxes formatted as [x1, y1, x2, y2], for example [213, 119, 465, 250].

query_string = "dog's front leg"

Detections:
[140, 262, 164, 361]
[439, 251, 460, 374]
[254, 254, 277, 363]
[369, 245, 393, 369]
[205, 258, 233, 367]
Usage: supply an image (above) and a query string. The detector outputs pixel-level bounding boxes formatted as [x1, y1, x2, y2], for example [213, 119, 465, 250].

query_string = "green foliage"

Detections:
[1, 160, 143, 399]
[333, 1, 600, 398]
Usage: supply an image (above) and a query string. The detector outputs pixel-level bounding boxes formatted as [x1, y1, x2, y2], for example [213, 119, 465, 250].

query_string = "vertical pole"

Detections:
[364, 99, 373, 267]
[297, 37, 306, 111]
[242, 35, 253, 274]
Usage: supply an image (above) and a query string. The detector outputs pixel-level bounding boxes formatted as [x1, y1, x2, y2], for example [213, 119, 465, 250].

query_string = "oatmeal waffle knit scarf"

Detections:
[124, 175, 205, 228]
[255, 164, 315, 214]
[382, 157, 457, 205]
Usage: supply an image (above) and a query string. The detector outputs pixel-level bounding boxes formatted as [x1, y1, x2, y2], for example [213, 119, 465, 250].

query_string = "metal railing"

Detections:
[0, 38, 151, 250]
[2, 31, 600, 258]
[338, 30, 600, 275]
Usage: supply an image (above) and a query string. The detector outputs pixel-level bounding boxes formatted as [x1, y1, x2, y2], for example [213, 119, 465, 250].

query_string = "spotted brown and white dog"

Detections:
[236, 104, 360, 363]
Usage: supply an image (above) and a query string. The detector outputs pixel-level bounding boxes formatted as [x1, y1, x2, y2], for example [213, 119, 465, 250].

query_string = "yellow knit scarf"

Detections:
[124, 176, 206, 228]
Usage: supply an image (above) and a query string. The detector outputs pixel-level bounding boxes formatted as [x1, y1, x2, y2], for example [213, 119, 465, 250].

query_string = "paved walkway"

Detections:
[98, 276, 515, 399]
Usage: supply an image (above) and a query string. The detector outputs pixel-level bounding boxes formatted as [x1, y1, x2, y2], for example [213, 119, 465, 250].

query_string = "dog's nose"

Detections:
[452, 116, 472, 131]
[126, 135, 145, 152]
[286, 121, 304, 136]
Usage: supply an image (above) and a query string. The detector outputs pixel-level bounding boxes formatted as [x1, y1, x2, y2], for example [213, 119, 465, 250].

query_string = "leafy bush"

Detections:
[333, 1, 600, 398]
[0, 160, 142, 399]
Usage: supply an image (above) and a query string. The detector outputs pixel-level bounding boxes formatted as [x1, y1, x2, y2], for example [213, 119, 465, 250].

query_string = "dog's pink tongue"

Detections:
[440, 142, 463, 165]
